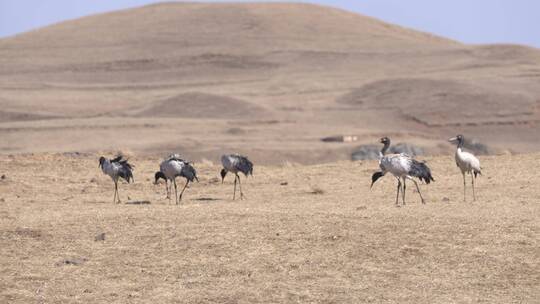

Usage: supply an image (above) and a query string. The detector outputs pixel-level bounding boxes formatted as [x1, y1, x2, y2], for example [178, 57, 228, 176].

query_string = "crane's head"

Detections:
[448, 134, 464, 145]
[154, 171, 166, 185]
[220, 169, 227, 183]
[379, 137, 390, 145]
[98, 156, 106, 168]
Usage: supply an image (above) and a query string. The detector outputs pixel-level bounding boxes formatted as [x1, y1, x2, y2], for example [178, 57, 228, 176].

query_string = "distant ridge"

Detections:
[0, 3, 457, 66]
[0, 2, 539, 161]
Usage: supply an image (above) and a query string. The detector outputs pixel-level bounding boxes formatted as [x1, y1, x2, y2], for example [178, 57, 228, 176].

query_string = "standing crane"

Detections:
[371, 137, 434, 206]
[220, 154, 253, 200]
[98, 155, 134, 204]
[449, 135, 481, 202]
[154, 154, 198, 204]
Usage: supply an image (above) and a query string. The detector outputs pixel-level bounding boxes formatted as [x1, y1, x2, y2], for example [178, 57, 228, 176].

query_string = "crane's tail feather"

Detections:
[117, 160, 134, 183]
[474, 170, 481, 178]
[371, 171, 385, 189]
[409, 160, 434, 184]
[181, 163, 198, 182]
[237, 156, 253, 177]
[118, 169, 133, 183]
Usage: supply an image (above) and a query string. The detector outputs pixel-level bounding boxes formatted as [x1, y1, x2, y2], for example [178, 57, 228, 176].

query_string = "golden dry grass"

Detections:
[1, 153, 538, 303]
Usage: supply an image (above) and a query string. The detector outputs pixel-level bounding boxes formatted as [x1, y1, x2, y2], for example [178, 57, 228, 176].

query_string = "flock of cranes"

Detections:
[99, 135, 481, 205]
[99, 153, 253, 204]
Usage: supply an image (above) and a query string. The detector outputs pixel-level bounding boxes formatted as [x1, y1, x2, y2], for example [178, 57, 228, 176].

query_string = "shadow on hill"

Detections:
[132, 92, 269, 119]
[337, 78, 534, 127]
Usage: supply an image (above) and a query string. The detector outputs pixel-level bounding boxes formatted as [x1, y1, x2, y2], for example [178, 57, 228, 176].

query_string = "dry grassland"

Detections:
[0, 153, 538, 303]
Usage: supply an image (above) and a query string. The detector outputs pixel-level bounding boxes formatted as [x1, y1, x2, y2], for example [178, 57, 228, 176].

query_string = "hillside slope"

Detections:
[1, 3, 540, 162]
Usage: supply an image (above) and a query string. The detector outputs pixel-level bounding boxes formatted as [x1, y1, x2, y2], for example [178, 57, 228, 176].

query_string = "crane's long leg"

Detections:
[233, 175, 237, 200]
[115, 180, 122, 204]
[395, 178, 401, 206]
[117, 181, 121, 203]
[402, 177, 407, 205]
[462, 172, 466, 202]
[237, 174, 245, 200]
[113, 181, 118, 204]
[173, 178, 178, 205]
[471, 173, 476, 201]
[178, 180, 189, 202]
[165, 180, 170, 199]
[408, 177, 425, 204]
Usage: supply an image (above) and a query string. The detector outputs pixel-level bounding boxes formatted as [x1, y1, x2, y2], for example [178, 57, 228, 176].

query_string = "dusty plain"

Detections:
[0, 153, 539, 303]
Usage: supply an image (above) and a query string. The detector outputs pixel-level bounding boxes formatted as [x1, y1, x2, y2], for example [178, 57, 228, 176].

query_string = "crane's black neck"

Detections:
[457, 138, 464, 149]
[381, 141, 390, 155]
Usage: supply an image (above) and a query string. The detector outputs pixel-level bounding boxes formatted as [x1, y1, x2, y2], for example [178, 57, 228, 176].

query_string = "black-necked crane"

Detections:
[98, 155, 134, 204]
[220, 154, 253, 200]
[370, 137, 434, 206]
[154, 154, 198, 204]
[449, 135, 481, 202]
[153, 154, 181, 200]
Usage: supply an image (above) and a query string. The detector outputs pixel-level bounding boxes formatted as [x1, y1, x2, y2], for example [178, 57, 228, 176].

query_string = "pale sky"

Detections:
[1, 0, 539, 48]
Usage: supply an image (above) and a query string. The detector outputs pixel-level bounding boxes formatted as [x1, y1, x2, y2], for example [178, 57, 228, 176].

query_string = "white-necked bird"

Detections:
[449, 135, 481, 201]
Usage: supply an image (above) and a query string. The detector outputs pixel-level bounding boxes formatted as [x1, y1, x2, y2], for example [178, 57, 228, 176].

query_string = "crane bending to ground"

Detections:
[220, 154, 253, 200]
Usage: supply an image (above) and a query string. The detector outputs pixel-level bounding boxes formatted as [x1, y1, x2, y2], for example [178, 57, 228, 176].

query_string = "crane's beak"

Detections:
[448, 137, 457, 142]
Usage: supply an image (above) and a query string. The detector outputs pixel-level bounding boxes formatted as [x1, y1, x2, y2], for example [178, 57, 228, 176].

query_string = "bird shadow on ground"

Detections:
[195, 197, 219, 201]
[194, 197, 222, 203]
[84, 200, 113, 205]
[125, 200, 151, 205]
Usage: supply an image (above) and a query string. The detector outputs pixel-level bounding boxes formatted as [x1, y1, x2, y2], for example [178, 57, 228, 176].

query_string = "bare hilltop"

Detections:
[1, 2, 540, 163]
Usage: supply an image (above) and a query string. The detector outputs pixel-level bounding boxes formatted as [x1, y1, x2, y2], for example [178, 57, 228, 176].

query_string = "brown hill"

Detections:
[1, 2, 540, 163]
